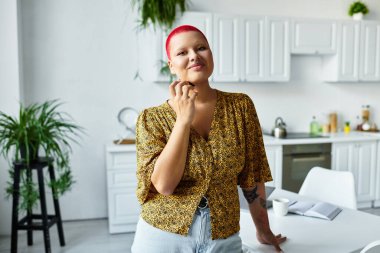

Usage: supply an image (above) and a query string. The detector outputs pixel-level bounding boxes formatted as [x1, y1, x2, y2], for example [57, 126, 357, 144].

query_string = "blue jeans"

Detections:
[131, 208, 243, 253]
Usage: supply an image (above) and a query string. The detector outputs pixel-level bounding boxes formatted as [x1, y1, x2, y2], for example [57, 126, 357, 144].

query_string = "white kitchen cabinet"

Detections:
[264, 145, 283, 188]
[212, 14, 240, 82]
[106, 144, 140, 233]
[240, 16, 265, 81]
[142, 12, 290, 83]
[323, 21, 380, 82]
[359, 21, 380, 81]
[139, 12, 213, 82]
[220, 15, 290, 82]
[332, 141, 377, 208]
[291, 19, 336, 54]
[265, 17, 290, 81]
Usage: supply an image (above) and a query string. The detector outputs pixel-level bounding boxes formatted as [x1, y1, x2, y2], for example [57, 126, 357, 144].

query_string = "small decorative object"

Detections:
[344, 122, 351, 134]
[114, 107, 139, 144]
[131, 0, 188, 30]
[0, 100, 83, 212]
[348, 1, 369, 20]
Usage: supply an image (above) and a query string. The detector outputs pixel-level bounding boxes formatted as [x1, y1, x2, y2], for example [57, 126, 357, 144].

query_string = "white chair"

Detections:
[299, 166, 357, 210]
[360, 240, 380, 253]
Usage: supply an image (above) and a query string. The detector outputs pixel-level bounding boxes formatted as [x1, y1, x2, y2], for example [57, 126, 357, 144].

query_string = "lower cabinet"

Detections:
[106, 145, 140, 233]
[264, 145, 283, 189]
[332, 141, 377, 208]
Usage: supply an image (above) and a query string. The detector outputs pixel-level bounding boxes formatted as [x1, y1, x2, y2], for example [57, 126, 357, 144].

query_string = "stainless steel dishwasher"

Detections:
[282, 143, 332, 193]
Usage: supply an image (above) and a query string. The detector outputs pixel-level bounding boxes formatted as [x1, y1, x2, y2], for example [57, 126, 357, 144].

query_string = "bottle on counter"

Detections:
[310, 116, 320, 135]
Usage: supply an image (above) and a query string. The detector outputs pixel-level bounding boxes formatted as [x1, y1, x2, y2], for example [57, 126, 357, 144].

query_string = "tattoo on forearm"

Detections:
[243, 186, 259, 204]
[259, 197, 267, 209]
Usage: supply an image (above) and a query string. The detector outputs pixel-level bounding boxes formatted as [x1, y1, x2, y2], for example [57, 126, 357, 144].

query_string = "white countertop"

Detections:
[105, 131, 380, 149]
[264, 131, 380, 146]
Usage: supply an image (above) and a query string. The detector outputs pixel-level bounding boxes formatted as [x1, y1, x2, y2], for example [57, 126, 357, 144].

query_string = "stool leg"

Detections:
[48, 165, 65, 246]
[26, 168, 33, 246]
[11, 165, 21, 253]
[37, 167, 51, 253]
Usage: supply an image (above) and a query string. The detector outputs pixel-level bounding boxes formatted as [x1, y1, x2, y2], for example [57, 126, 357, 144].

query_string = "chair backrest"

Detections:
[360, 240, 380, 253]
[299, 167, 357, 210]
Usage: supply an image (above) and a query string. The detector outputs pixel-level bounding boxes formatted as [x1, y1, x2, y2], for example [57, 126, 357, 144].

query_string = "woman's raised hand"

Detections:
[169, 80, 198, 126]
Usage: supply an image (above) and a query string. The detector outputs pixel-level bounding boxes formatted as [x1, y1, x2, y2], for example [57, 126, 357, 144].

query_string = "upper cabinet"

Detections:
[213, 15, 290, 82]
[323, 21, 380, 82]
[212, 14, 240, 82]
[139, 12, 379, 84]
[141, 12, 290, 83]
[359, 22, 380, 81]
[265, 17, 290, 82]
[291, 19, 336, 54]
[240, 16, 265, 81]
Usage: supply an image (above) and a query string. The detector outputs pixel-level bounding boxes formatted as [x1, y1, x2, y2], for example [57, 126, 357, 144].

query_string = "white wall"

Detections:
[0, 0, 22, 235]
[0, 0, 378, 234]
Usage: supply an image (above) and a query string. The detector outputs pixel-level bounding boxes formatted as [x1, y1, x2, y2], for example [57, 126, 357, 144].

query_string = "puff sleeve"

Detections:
[135, 109, 167, 204]
[238, 95, 273, 189]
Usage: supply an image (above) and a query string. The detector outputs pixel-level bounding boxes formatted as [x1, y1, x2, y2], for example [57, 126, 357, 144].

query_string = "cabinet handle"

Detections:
[293, 156, 327, 162]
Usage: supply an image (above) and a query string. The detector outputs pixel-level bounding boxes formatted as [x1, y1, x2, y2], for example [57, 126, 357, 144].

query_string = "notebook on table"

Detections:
[288, 200, 342, 220]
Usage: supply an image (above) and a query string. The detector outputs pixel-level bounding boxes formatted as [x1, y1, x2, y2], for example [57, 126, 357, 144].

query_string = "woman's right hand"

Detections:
[169, 80, 198, 126]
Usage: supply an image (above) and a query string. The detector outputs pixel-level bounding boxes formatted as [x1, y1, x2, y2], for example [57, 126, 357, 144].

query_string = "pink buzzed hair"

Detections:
[165, 25, 208, 60]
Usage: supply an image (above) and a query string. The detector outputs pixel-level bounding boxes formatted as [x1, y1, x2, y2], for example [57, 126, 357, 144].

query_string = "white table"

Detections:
[240, 189, 380, 253]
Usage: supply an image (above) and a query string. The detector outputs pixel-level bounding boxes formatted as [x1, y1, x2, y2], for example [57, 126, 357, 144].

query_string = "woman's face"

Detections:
[168, 31, 214, 84]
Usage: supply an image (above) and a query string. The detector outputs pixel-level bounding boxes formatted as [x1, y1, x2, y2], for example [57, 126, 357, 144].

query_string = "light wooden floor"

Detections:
[1, 208, 379, 253]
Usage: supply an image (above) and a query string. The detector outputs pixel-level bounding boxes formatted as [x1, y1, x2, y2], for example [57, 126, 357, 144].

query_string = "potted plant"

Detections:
[0, 100, 83, 212]
[348, 1, 369, 20]
[131, 0, 188, 30]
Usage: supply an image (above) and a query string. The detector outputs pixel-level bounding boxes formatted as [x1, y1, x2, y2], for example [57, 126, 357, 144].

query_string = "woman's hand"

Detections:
[169, 80, 198, 126]
[256, 229, 286, 252]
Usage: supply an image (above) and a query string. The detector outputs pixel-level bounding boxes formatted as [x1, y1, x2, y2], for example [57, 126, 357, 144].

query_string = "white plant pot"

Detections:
[353, 12, 363, 20]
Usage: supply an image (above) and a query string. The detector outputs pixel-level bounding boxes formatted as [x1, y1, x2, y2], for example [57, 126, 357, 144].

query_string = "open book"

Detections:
[288, 200, 342, 220]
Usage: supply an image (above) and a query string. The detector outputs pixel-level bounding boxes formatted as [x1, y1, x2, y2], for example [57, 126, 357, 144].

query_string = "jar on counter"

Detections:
[362, 105, 370, 122]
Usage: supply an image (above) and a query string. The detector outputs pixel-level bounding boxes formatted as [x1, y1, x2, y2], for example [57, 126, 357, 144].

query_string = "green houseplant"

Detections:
[348, 1, 369, 20]
[0, 100, 83, 212]
[132, 0, 188, 30]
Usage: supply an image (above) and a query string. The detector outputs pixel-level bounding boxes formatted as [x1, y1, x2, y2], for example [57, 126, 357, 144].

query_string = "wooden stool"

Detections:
[11, 157, 65, 253]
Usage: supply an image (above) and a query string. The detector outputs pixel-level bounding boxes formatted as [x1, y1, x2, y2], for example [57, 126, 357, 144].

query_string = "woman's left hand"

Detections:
[256, 229, 286, 252]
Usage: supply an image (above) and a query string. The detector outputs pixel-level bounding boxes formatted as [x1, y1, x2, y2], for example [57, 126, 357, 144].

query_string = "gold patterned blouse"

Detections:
[135, 89, 272, 239]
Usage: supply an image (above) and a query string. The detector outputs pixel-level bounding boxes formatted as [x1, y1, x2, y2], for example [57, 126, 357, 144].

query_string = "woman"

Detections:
[132, 25, 286, 253]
